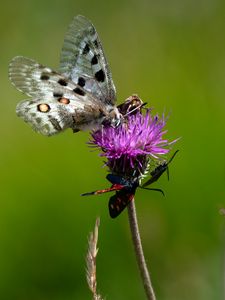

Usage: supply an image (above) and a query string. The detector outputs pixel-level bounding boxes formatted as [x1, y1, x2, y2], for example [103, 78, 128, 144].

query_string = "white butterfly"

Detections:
[9, 15, 121, 136]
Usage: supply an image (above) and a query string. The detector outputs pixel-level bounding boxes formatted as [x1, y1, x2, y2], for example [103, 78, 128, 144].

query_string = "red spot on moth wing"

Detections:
[108, 190, 134, 218]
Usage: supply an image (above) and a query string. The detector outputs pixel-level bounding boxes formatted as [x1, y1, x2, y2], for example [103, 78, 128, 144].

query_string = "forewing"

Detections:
[9, 56, 97, 105]
[59, 15, 116, 104]
[108, 190, 134, 218]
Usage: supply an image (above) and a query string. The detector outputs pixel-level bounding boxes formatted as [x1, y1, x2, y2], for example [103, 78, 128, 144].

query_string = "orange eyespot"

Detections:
[58, 97, 70, 104]
[37, 103, 50, 113]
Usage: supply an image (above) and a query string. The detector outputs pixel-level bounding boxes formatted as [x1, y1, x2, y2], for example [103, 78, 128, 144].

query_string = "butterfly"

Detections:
[9, 15, 121, 136]
[82, 150, 179, 218]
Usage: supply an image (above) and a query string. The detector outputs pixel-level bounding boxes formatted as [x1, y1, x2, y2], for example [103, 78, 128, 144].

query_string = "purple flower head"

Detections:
[90, 110, 174, 181]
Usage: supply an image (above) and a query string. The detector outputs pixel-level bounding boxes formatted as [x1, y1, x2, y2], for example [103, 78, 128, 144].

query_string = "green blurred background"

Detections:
[1, 0, 225, 299]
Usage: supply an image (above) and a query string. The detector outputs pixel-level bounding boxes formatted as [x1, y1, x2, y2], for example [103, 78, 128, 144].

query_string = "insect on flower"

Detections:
[83, 104, 178, 218]
[82, 150, 179, 218]
[9, 15, 122, 136]
[82, 151, 178, 218]
[141, 150, 179, 188]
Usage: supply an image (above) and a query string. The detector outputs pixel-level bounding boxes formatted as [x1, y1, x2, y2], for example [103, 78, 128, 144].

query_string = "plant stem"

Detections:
[127, 198, 156, 300]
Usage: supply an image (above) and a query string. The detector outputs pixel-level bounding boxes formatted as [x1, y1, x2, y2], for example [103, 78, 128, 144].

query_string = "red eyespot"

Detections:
[58, 98, 70, 104]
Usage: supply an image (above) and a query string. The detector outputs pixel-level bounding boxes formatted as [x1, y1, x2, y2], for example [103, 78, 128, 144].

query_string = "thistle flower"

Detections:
[83, 99, 177, 218]
[90, 110, 172, 181]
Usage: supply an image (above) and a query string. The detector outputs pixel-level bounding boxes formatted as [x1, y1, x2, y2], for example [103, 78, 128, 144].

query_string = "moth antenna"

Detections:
[168, 149, 179, 164]
[140, 187, 165, 196]
[81, 191, 97, 196]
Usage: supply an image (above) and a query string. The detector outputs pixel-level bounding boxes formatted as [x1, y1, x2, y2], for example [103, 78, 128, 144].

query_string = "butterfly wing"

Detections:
[9, 56, 96, 101]
[16, 98, 72, 136]
[9, 56, 107, 135]
[59, 15, 116, 105]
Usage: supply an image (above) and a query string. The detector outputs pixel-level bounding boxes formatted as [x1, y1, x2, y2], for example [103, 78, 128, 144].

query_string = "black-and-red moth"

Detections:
[82, 150, 178, 218]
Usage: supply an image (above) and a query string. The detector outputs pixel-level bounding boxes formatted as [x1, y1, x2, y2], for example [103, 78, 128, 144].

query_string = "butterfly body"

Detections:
[117, 94, 144, 116]
[9, 15, 120, 136]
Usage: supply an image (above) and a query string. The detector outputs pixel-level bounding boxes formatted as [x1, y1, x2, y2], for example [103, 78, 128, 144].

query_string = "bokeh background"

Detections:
[1, 0, 225, 299]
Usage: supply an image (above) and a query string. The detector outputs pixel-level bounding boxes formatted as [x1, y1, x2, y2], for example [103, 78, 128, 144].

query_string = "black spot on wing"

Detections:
[58, 79, 68, 86]
[73, 87, 85, 96]
[82, 43, 90, 55]
[93, 39, 98, 48]
[40, 74, 50, 80]
[91, 55, 98, 65]
[53, 92, 63, 98]
[78, 77, 85, 87]
[95, 69, 105, 82]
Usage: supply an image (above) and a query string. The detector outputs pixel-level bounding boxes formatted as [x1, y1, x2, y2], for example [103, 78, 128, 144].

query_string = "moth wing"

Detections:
[59, 15, 116, 105]
[108, 190, 134, 218]
[106, 173, 130, 186]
